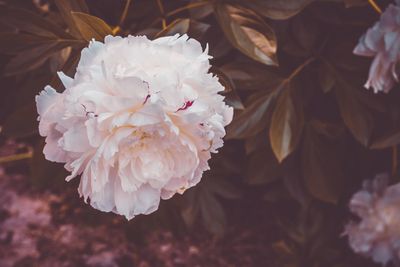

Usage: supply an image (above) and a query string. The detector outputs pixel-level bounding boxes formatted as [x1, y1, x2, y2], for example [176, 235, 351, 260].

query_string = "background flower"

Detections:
[345, 174, 400, 265]
[354, 0, 400, 93]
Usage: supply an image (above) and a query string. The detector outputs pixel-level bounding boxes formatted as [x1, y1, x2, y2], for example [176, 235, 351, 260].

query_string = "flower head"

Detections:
[36, 34, 233, 219]
[345, 174, 400, 265]
[354, 1, 400, 93]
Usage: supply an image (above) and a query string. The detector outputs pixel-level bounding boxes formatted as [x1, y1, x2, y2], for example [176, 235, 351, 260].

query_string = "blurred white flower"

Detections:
[353, 1, 400, 93]
[36, 34, 233, 220]
[345, 174, 400, 265]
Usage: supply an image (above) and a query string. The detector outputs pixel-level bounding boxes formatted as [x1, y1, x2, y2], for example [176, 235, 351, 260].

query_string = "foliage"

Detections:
[0, 0, 399, 266]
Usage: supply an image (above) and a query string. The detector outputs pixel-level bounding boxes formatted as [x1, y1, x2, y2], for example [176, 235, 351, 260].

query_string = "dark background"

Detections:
[0, 0, 399, 266]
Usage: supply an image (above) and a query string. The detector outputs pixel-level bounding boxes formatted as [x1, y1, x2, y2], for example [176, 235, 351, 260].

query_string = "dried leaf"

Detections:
[212, 66, 244, 110]
[243, 0, 314, 20]
[269, 84, 304, 162]
[71, 12, 113, 42]
[215, 3, 278, 66]
[54, 0, 89, 39]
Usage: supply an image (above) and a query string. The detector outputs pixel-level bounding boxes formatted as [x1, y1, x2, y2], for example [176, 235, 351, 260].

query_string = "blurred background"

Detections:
[0, 0, 399, 266]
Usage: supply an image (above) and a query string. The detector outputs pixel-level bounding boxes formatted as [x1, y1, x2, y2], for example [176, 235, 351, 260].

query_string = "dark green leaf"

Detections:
[269, 85, 304, 162]
[71, 12, 113, 42]
[215, 3, 278, 66]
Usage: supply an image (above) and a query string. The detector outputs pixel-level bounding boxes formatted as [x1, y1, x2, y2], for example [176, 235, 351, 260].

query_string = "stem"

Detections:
[166, 1, 209, 17]
[148, 1, 209, 28]
[118, 0, 132, 27]
[0, 151, 33, 164]
[392, 145, 398, 176]
[113, 0, 132, 35]
[156, 0, 167, 29]
[368, 0, 382, 14]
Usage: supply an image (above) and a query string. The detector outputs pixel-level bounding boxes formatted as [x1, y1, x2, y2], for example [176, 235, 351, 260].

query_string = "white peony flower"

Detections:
[35, 34, 233, 219]
[353, 0, 400, 93]
[344, 174, 400, 265]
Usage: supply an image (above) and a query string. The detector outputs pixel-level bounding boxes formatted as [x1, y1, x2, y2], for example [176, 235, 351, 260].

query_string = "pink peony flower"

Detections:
[35, 34, 233, 219]
[353, 1, 400, 93]
[344, 174, 400, 265]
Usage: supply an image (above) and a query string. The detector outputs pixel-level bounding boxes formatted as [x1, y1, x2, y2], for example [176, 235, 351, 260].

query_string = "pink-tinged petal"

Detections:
[354, 2, 400, 93]
[36, 34, 233, 219]
[59, 124, 91, 153]
[57, 72, 73, 88]
[36, 86, 59, 116]
[345, 175, 400, 265]
[43, 130, 68, 163]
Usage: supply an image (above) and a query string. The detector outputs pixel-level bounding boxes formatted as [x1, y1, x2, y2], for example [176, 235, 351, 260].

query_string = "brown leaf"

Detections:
[325, 61, 374, 146]
[343, 0, 368, 8]
[4, 42, 75, 76]
[211, 67, 244, 110]
[155, 18, 191, 38]
[246, 147, 281, 185]
[54, 0, 89, 39]
[318, 61, 336, 93]
[215, 3, 278, 66]
[371, 129, 400, 149]
[220, 62, 283, 91]
[226, 91, 274, 139]
[0, 6, 73, 39]
[243, 0, 314, 20]
[269, 84, 304, 162]
[302, 122, 346, 204]
[71, 12, 113, 42]
[156, 19, 210, 40]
